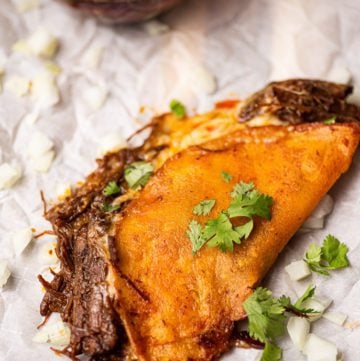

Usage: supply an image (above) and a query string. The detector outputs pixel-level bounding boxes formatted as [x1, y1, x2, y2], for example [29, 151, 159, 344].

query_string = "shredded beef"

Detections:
[238, 79, 360, 124]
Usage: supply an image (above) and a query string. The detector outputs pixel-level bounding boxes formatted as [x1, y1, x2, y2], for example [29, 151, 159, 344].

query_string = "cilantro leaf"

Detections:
[103, 181, 121, 196]
[124, 161, 154, 190]
[323, 116, 336, 124]
[261, 342, 282, 361]
[187, 220, 206, 254]
[304, 234, 350, 276]
[278, 287, 317, 316]
[243, 287, 286, 343]
[221, 171, 233, 183]
[187, 182, 273, 254]
[193, 199, 216, 216]
[294, 285, 316, 310]
[203, 212, 241, 252]
[102, 203, 120, 213]
[169, 99, 186, 118]
[322, 234, 350, 269]
[234, 219, 254, 239]
[228, 182, 273, 220]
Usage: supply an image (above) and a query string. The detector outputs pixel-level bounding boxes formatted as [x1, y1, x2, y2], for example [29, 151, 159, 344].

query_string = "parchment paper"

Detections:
[0, 0, 359, 360]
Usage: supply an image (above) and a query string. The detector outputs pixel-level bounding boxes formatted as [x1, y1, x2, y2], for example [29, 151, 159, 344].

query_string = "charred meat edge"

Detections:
[38, 79, 360, 361]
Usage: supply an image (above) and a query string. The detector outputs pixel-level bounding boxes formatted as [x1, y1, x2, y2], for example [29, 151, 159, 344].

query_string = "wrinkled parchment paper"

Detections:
[0, 0, 359, 360]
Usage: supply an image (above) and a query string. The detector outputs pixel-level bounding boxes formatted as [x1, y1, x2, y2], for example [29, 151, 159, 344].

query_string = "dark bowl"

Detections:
[63, 0, 185, 24]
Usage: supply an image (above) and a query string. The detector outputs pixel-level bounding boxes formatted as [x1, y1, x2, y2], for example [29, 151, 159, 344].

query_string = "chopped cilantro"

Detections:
[323, 116, 336, 124]
[124, 161, 154, 190]
[294, 285, 317, 311]
[221, 171, 233, 183]
[243, 287, 286, 343]
[228, 182, 273, 220]
[169, 99, 186, 118]
[193, 199, 216, 216]
[187, 220, 206, 254]
[203, 212, 241, 252]
[187, 182, 273, 254]
[103, 181, 121, 196]
[102, 203, 120, 213]
[244, 286, 318, 360]
[261, 342, 282, 361]
[304, 234, 350, 276]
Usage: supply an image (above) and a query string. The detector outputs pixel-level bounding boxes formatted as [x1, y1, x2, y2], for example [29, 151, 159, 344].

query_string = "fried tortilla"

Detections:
[38, 79, 360, 361]
[114, 123, 359, 361]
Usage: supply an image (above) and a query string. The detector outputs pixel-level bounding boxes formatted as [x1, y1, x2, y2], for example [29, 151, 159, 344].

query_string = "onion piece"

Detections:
[31, 72, 60, 109]
[303, 333, 338, 361]
[28, 131, 54, 158]
[0, 260, 11, 289]
[5, 75, 30, 97]
[22, 109, 40, 125]
[347, 87, 360, 105]
[82, 84, 108, 111]
[287, 316, 310, 351]
[12, 0, 39, 13]
[81, 46, 103, 69]
[310, 195, 334, 219]
[323, 312, 347, 326]
[12, 227, 33, 257]
[0, 163, 22, 190]
[27, 28, 59, 59]
[188, 63, 217, 95]
[300, 194, 333, 232]
[303, 296, 332, 322]
[55, 183, 72, 200]
[142, 20, 170, 36]
[32, 321, 70, 347]
[285, 260, 311, 281]
[31, 150, 55, 173]
[97, 132, 127, 156]
[39, 242, 59, 265]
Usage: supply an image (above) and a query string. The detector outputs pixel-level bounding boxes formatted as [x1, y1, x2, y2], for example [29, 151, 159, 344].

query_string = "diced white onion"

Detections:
[301, 194, 333, 231]
[303, 333, 338, 361]
[12, 0, 39, 13]
[303, 296, 332, 322]
[0, 163, 22, 190]
[302, 217, 324, 230]
[189, 63, 217, 95]
[39, 242, 59, 265]
[55, 183, 72, 200]
[285, 260, 311, 281]
[31, 72, 60, 109]
[12, 40, 32, 56]
[97, 132, 127, 156]
[31, 150, 55, 173]
[347, 87, 360, 105]
[142, 20, 170, 36]
[323, 312, 347, 326]
[27, 28, 59, 59]
[5, 75, 30, 97]
[22, 109, 40, 125]
[12, 227, 33, 257]
[28, 131, 54, 158]
[32, 321, 70, 347]
[82, 85, 108, 111]
[0, 260, 11, 289]
[311, 195, 334, 219]
[287, 316, 310, 351]
[81, 46, 103, 69]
